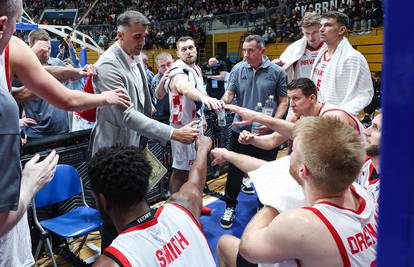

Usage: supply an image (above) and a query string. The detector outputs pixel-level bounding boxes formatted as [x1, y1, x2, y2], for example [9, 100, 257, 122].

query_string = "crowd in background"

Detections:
[21, 0, 382, 48]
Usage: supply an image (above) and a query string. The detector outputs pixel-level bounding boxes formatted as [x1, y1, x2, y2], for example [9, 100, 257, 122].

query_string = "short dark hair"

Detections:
[288, 78, 317, 97]
[28, 29, 51, 47]
[244, 34, 265, 49]
[117, 10, 150, 29]
[322, 11, 350, 29]
[87, 146, 152, 208]
[176, 36, 195, 48]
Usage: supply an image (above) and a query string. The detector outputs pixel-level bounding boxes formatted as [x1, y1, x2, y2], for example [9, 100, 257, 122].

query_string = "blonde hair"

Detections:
[293, 117, 364, 194]
[300, 12, 321, 28]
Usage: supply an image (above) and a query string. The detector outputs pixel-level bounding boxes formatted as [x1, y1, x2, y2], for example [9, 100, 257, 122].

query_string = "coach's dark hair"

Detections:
[88, 145, 152, 208]
[322, 11, 350, 29]
[244, 34, 265, 49]
[288, 78, 317, 98]
[117, 10, 150, 28]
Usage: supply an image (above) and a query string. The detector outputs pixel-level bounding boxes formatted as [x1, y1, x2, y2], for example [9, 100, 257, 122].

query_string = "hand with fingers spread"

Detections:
[200, 95, 223, 111]
[210, 147, 231, 166]
[102, 88, 131, 109]
[31, 40, 50, 64]
[225, 104, 262, 126]
[238, 130, 255, 145]
[172, 120, 200, 144]
[21, 150, 59, 195]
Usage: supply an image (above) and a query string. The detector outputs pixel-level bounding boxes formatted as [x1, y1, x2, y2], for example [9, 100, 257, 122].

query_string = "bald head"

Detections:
[208, 57, 218, 67]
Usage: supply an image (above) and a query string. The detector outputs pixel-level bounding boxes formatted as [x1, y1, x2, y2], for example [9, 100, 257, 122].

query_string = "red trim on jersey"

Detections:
[5, 44, 10, 91]
[303, 207, 351, 267]
[317, 185, 366, 215]
[306, 42, 324, 51]
[319, 107, 361, 134]
[317, 103, 326, 116]
[323, 51, 332, 62]
[168, 203, 210, 244]
[192, 65, 202, 77]
[369, 178, 380, 185]
[169, 203, 202, 230]
[104, 246, 132, 267]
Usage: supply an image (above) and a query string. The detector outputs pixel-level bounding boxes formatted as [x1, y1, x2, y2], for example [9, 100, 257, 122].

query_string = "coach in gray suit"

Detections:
[92, 10, 198, 156]
[92, 10, 199, 249]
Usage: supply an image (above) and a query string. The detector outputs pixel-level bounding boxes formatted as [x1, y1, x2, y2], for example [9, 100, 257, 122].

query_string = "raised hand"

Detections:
[238, 130, 255, 145]
[210, 147, 230, 166]
[200, 95, 223, 111]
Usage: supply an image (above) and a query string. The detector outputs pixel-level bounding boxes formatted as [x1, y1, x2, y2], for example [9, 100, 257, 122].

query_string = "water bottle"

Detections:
[217, 107, 226, 127]
[263, 95, 274, 117]
[251, 102, 263, 135]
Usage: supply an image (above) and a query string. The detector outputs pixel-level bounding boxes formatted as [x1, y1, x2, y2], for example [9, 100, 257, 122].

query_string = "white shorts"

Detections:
[171, 140, 196, 171]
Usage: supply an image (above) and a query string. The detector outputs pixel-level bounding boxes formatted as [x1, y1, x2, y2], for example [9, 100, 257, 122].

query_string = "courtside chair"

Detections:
[32, 164, 103, 266]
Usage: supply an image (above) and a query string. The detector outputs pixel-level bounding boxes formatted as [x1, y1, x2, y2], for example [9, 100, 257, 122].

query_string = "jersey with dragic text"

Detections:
[304, 183, 377, 267]
[293, 43, 324, 79]
[104, 203, 215, 267]
[312, 51, 330, 91]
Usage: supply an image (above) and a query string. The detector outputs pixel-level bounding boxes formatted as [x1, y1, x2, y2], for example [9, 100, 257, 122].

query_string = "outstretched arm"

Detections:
[168, 136, 212, 220]
[210, 147, 267, 173]
[9, 36, 130, 112]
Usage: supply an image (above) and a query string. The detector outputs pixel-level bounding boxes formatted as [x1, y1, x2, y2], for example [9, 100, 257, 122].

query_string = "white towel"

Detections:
[248, 156, 307, 213]
[310, 37, 374, 115]
[278, 37, 307, 82]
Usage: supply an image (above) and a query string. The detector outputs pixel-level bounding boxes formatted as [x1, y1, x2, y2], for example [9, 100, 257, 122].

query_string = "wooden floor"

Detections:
[36, 147, 288, 266]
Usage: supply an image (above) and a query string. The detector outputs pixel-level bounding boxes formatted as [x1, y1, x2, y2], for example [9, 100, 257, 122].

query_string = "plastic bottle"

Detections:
[217, 107, 226, 127]
[251, 102, 263, 135]
[263, 95, 274, 117]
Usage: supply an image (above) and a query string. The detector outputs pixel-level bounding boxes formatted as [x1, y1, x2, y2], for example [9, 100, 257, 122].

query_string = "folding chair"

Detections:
[32, 164, 102, 266]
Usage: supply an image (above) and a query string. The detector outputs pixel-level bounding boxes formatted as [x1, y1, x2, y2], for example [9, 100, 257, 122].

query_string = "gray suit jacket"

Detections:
[91, 42, 173, 155]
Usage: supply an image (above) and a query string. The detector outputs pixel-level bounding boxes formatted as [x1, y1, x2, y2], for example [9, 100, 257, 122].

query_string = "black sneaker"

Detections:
[241, 177, 255, 195]
[220, 206, 236, 229]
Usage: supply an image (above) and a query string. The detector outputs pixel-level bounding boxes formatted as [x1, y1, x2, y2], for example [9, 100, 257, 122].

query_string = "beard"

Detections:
[366, 144, 380, 157]
[182, 55, 197, 65]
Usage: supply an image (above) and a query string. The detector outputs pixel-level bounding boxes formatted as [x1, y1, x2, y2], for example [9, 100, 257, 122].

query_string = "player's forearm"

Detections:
[252, 133, 287, 150]
[12, 86, 37, 102]
[226, 150, 266, 173]
[0, 182, 34, 236]
[187, 146, 209, 191]
[273, 99, 288, 119]
[44, 66, 81, 82]
[154, 80, 167, 100]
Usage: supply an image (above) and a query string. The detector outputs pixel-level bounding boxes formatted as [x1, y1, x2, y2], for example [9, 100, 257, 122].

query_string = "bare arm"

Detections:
[221, 90, 235, 104]
[169, 73, 222, 110]
[93, 254, 119, 267]
[43, 65, 86, 83]
[0, 151, 58, 236]
[239, 130, 288, 150]
[168, 136, 212, 220]
[210, 148, 267, 173]
[274, 96, 289, 119]
[9, 36, 130, 112]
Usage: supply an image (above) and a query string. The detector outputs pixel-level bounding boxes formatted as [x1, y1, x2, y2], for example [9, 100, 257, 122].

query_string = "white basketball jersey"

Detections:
[312, 50, 330, 91]
[167, 59, 205, 126]
[104, 203, 215, 267]
[319, 102, 366, 142]
[305, 183, 377, 267]
[0, 49, 8, 90]
[293, 43, 324, 79]
[356, 159, 380, 201]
